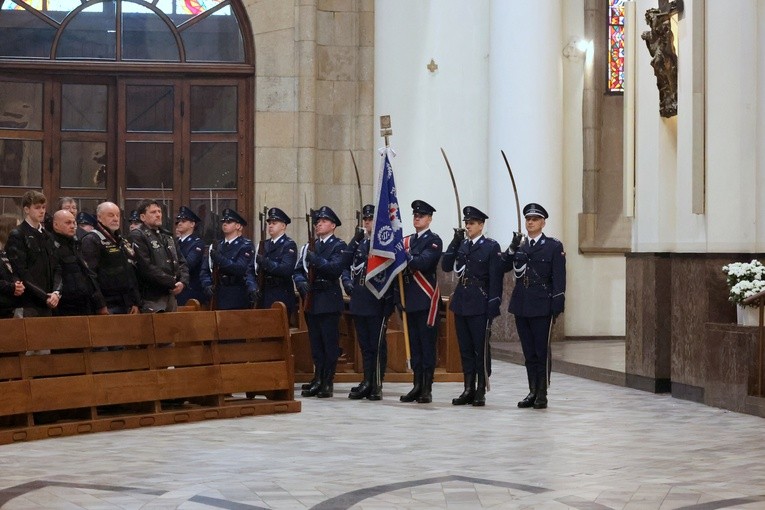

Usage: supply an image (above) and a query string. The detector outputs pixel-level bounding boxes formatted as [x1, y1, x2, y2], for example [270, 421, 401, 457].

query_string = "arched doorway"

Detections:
[0, 0, 254, 239]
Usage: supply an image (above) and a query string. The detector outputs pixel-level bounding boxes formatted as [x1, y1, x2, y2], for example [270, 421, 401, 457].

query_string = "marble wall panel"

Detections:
[625, 253, 671, 389]
[704, 323, 759, 413]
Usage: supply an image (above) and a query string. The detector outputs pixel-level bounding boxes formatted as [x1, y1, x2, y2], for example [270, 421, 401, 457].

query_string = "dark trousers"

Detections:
[353, 314, 388, 377]
[454, 313, 490, 376]
[305, 312, 341, 371]
[515, 315, 553, 382]
[406, 310, 437, 372]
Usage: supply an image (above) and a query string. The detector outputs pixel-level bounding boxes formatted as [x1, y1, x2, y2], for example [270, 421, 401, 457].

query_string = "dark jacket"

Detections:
[52, 232, 106, 315]
[0, 250, 21, 318]
[200, 236, 255, 310]
[293, 234, 349, 315]
[80, 223, 142, 309]
[129, 224, 189, 301]
[247, 234, 298, 313]
[342, 236, 393, 317]
[442, 235, 503, 317]
[176, 234, 207, 305]
[399, 229, 442, 313]
[503, 233, 566, 317]
[6, 221, 62, 308]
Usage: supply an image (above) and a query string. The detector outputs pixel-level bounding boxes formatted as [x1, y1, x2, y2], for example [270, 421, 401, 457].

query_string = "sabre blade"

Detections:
[501, 149, 522, 234]
[439, 147, 462, 229]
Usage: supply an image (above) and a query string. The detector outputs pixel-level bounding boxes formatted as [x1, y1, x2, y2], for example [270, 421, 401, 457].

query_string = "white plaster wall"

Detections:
[560, 0, 626, 336]
[634, 0, 760, 252]
[374, 0, 490, 237]
[375, 0, 626, 336]
[759, 0, 765, 244]
[705, 0, 758, 252]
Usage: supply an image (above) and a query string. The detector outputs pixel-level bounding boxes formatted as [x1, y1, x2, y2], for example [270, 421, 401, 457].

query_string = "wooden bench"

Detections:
[0, 303, 300, 444]
[292, 296, 463, 383]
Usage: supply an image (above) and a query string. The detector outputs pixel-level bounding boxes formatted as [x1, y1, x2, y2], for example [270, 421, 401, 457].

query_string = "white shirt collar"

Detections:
[529, 234, 543, 244]
[271, 233, 284, 243]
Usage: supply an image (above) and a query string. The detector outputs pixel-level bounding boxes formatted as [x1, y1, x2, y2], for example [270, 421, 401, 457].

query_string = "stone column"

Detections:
[488, 0, 564, 244]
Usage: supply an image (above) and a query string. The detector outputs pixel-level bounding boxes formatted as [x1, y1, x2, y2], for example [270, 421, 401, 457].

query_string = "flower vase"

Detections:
[736, 305, 760, 326]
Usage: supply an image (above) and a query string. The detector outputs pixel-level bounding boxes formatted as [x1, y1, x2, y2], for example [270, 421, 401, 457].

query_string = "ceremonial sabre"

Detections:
[439, 147, 462, 229]
[349, 149, 363, 228]
[500, 149, 522, 234]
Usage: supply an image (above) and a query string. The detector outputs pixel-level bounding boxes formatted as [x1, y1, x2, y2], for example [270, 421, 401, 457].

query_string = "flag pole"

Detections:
[380, 115, 412, 370]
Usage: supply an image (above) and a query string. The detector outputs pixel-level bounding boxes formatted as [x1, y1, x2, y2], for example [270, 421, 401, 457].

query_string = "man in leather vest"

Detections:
[129, 200, 189, 313]
[81, 202, 142, 315]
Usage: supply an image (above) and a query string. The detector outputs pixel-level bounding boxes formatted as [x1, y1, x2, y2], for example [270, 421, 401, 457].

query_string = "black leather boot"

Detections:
[517, 367, 536, 408]
[472, 372, 486, 406]
[451, 373, 476, 405]
[301, 367, 319, 391]
[301, 369, 322, 397]
[533, 373, 548, 409]
[317, 366, 335, 398]
[367, 362, 383, 401]
[349, 366, 372, 399]
[417, 370, 433, 403]
[399, 370, 422, 402]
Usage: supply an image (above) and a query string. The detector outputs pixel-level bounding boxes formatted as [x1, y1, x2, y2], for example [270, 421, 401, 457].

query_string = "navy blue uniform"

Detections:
[293, 235, 349, 388]
[251, 234, 298, 314]
[442, 235, 503, 382]
[200, 236, 255, 310]
[400, 229, 443, 374]
[176, 234, 207, 306]
[503, 233, 566, 404]
[341, 236, 392, 397]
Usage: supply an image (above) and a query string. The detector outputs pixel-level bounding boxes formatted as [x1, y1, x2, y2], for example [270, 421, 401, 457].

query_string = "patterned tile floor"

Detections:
[1, 357, 764, 509]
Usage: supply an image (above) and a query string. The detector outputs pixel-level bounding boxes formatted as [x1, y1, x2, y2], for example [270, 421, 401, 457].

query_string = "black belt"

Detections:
[458, 276, 487, 288]
[311, 278, 334, 290]
[264, 276, 289, 287]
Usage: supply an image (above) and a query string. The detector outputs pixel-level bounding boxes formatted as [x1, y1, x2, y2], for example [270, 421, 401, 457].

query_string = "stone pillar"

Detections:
[488, 0, 563, 243]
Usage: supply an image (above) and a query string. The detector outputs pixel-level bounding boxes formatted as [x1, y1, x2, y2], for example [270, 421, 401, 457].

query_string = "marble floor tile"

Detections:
[2, 360, 765, 509]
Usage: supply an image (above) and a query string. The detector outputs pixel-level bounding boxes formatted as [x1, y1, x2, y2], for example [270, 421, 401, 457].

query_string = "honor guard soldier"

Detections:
[81, 202, 142, 315]
[341, 204, 392, 401]
[129, 199, 189, 313]
[503, 203, 566, 409]
[200, 208, 255, 310]
[250, 207, 298, 314]
[293, 206, 349, 398]
[441, 206, 503, 406]
[51, 210, 107, 316]
[75, 211, 97, 241]
[174, 206, 207, 306]
[399, 200, 443, 404]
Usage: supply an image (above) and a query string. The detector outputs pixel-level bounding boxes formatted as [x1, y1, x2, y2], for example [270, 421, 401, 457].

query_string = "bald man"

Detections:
[80, 202, 142, 314]
[51, 210, 107, 316]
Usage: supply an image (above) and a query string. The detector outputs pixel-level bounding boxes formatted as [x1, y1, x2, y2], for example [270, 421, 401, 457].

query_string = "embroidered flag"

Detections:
[366, 147, 407, 298]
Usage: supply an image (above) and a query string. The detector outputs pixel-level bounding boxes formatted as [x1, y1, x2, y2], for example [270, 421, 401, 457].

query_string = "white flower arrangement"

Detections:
[722, 260, 765, 308]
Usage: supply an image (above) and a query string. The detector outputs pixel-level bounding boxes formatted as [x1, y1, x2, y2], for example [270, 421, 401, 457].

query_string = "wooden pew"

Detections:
[0, 304, 299, 444]
[293, 296, 464, 383]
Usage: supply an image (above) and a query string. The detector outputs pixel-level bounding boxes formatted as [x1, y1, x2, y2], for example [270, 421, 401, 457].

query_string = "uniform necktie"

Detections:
[530, 239, 536, 247]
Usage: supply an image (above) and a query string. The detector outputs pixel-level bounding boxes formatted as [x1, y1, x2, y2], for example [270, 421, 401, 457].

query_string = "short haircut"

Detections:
[136, 199, 162, 215]
[58, 196, 76, 209]
[21, 190, 46, 209]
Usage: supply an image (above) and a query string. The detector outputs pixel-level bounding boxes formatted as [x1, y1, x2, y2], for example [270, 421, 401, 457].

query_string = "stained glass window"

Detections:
[0, 0, 243, 61]
[608, 0, 625, 93]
